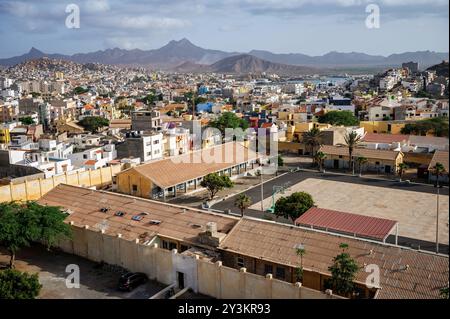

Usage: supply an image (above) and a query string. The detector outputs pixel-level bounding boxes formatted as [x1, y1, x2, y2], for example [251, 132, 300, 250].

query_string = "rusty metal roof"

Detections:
[219, 218, 449, 299]
[295, 207, 398, 241]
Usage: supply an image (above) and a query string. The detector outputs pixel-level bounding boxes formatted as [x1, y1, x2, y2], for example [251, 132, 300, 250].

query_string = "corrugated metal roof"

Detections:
[295, 207, 397, 241]
[219, 218, 449, 299]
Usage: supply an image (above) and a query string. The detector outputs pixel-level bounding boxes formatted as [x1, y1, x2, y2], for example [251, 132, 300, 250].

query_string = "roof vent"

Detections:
[100, 207, 109, 213]
[149, 220, 161, 225]
[191, 224, 202, 229]
[115, 211, 126, 217]
[131, 215, 144, 221]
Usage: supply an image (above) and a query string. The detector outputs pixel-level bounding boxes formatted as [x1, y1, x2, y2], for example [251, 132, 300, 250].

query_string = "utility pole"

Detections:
[260, 164, 264, 213]
[436, 179, 440, 254]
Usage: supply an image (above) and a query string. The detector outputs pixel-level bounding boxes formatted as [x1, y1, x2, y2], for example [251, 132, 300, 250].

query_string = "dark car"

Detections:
[118, 272, 148, 292]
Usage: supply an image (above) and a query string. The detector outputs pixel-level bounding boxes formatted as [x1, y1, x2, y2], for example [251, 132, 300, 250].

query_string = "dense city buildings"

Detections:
[0, 1, 448, 305]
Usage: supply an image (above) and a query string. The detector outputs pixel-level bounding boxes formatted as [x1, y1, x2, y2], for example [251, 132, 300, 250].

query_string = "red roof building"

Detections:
[295, 207, 399, 243]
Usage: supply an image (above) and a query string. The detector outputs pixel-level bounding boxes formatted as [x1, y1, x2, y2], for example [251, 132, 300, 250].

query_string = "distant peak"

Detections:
[167, 38, 195, 47]
[29, 47, 43, 54]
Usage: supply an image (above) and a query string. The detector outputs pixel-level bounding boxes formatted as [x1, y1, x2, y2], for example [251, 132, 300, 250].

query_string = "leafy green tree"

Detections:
[440, 285, 449, 299]
[274, 192, 314, 222]
[430, 162, 447, 186]
[397, 163, 409, 181]
[327, 243, 361, 298]
[73, 86, 89, 95]
[314, 151, 327, 171]
[318, 111, 359, 126]
[78, 116, 110, 133]
[356, 156, 368, 176]
[209, 112, 249, 138]
[234, 194, 252, 217]
[200, 173, 234, 200]
[277, 155, 284, 167]
[401, 117, 449, 137]
[0, 202, 72, 268]
[344, 131, 362, 173]
[302, 128, 323, 156]
[0, 269, 42, 299]
[19, 117, 34, 125]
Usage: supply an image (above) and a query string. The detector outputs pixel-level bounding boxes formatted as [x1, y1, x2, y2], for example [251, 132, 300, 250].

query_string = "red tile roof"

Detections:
[84, 160, 97, 166]
[295, 207, 398, 241]
[363, 133, 409, 144]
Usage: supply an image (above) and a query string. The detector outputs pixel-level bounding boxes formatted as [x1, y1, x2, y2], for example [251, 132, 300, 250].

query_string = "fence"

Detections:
[0, 164, 123, 203]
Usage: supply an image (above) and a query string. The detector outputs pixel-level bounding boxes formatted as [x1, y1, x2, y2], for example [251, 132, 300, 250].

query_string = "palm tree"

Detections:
[315, 151, 327, 172]
[234, 194, 252, 217]
[295, 245, 306, 282]
[302, 128, 323, 156]
[431, 162, 446, 184]
[356, 157, 368, 177]
[344, 131, 362, 174]
[397, 163, 409, 182]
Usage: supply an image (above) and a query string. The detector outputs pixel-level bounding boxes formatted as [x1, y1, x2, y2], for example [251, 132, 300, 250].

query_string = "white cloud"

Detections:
[85, 0, 111, 13]
[95, 16, 191, 30]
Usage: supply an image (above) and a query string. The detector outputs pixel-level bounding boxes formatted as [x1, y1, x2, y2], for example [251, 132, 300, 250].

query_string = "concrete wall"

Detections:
[0, 164, 123, 202]
[57, 225, 343, 299]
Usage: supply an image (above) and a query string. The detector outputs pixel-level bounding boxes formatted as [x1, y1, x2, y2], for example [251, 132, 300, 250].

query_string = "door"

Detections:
[385, 165, 391, 174]
[334, 160, 339, 169]
[177, 272, 185, 289]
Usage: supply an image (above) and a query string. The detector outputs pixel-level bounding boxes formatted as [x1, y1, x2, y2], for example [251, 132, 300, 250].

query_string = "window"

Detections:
[154, 140, 159, 145]
[375, 114, 379, 117]
[375, 161, 380, 165]
[147, 152, 152, 156]
[132, 185, 138, 192]
[339, 155, 343, 159]
[264, 264, 273, 275]
[162, 240, 177, 251]
[237, 257, 244, 268]
[83, 154, 88, 159]
[275, 267, 286, 280]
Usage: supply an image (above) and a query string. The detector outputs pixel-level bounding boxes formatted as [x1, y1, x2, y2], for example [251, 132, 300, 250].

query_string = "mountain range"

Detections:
[0, 38, 448, 72]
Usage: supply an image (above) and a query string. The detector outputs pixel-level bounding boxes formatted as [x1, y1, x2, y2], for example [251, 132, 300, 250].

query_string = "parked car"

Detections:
[118, 272, 148, 292]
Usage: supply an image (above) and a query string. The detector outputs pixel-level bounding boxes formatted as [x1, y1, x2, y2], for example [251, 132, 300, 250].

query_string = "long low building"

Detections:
[318, 145, 404, 174]
[114, 142, 260, 200]
[38, 184, 449, 299]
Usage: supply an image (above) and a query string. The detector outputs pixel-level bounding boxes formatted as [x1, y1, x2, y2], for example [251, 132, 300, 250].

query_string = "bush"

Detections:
[0, 269, 42, 299]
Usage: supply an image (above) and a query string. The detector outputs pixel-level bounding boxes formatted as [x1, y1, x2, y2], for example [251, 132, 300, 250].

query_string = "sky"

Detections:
[0, 0, 448, 58]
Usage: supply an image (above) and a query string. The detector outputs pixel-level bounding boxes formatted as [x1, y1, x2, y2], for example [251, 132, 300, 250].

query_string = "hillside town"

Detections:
[0, 51, 448, 301]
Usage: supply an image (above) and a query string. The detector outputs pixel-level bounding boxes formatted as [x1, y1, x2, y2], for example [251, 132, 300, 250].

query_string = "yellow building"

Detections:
[360, 121, 406, 135]
[115, 142, 260, 200]
[0, 128, 10, 144]
[318, 145, 404, 174]
[286, 122, 332, 142]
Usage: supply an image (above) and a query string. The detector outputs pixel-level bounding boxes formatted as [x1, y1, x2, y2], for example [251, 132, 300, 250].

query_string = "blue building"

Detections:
[196, 102, 213, 113]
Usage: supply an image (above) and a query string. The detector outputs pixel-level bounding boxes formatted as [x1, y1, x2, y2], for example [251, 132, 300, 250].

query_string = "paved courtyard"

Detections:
[248, 178, 449, 245]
